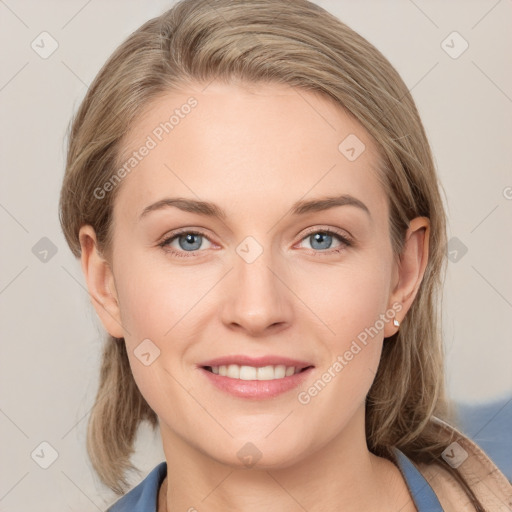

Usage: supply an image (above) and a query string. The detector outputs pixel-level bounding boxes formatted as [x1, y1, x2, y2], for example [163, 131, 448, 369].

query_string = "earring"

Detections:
[393, 319, 400, 328]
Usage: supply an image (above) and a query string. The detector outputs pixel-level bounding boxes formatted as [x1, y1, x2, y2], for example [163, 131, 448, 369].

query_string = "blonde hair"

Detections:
[59, 0, 484, 508]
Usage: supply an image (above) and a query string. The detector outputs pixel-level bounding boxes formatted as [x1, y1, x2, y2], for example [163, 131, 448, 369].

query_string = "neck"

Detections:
[157, 407, 415, 512]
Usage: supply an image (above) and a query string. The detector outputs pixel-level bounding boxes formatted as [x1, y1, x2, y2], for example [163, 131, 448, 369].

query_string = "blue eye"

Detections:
[305, 232, 340, 251]
[159, 231, 213, 257]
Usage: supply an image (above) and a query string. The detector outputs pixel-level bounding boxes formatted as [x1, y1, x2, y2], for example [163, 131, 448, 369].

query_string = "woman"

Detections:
[59, 0, 512, 510]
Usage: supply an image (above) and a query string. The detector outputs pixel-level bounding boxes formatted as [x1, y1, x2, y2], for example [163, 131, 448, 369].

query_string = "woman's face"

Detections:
[87, 81, 420, 469]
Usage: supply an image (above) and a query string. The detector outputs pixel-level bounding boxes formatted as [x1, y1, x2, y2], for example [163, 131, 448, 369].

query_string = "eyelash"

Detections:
[158, 227, 354, 259]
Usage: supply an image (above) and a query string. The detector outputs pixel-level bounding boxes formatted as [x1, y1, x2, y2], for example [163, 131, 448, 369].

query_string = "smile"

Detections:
[199, 357, 314, 399]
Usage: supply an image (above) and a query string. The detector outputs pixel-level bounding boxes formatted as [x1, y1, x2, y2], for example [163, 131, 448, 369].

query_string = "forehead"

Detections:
[113, 81, 388, 226]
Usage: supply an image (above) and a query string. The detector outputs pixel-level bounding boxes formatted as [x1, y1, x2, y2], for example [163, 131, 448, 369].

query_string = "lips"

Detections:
[198, 355, 315, 399]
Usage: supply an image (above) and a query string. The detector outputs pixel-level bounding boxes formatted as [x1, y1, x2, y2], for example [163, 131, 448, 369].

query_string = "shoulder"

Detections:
[106, 462, 167, 512]
[415, 417, 512, 512]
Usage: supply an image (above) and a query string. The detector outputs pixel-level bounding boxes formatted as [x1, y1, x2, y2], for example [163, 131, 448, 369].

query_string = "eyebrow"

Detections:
[138, 194, 371, 221]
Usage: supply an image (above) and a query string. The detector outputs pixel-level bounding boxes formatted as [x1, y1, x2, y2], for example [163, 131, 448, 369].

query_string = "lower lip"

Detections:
[200, 367, 314, 399]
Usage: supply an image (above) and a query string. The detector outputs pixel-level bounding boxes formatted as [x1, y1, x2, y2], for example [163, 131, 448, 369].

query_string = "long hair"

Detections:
[59, 0, 483, 508]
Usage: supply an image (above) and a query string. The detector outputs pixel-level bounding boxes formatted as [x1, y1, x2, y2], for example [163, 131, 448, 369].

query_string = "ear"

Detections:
[78, 225, 125, 339]
[383, 216, 430, 338]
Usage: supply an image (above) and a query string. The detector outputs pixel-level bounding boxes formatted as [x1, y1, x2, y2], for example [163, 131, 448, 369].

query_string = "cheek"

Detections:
[114, 251, 187, 333]
[297, 257, 392, 342]
[297, 267, 389, 426]
[296, 256, 392, 401]
[113, 251, 221, 365]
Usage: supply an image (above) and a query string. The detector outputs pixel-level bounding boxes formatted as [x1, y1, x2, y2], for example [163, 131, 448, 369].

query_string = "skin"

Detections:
[79, 80, 429, 512]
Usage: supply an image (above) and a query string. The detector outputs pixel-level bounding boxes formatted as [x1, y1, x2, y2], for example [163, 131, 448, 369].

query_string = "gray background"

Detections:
[1, 0, 511, 510]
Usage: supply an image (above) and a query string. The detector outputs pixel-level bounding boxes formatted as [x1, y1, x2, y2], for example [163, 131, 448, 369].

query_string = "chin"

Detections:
[205, 436, 310, 471]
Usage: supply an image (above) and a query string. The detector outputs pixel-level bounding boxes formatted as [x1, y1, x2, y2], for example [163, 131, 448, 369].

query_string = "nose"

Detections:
[220, 243, 293, 336]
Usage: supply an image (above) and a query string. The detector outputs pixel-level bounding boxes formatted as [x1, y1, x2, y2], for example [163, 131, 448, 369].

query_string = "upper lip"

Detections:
[199, 355, 314, 369]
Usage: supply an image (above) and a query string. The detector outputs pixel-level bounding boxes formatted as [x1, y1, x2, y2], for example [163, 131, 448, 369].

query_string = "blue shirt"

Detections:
[106, 448, 443, 511]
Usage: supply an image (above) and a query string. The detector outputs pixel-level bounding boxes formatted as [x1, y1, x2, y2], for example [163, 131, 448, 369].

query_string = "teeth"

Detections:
[208, 364, 302, 380]
[240, 365, 257, 380]
[226, 364, 240, 379]
[274, 365, 286, 379]
[257, 366, 274, 380]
